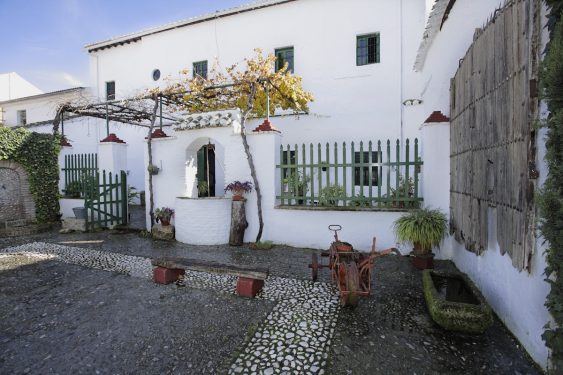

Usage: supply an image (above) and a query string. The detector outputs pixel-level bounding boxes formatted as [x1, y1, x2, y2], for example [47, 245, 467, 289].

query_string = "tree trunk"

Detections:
[147, 96, 160, 227]
[239, 83, 265, 243]
[229, 199, 248, 246]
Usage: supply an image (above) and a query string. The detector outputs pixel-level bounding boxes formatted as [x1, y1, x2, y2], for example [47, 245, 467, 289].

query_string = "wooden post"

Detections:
[229, 199, 248, 246]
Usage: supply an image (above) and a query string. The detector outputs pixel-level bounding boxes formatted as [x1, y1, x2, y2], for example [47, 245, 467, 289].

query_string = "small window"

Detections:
[354, 151, 381, 186]
[152, 69, 161, 81]
[275, 47, 294, 73]
[106, 81, 115, 101]
[357, 33, 380, 66]
[17, 110, 27, 126]
[282, 150, 296, 179]
[193, 61, 208, 79]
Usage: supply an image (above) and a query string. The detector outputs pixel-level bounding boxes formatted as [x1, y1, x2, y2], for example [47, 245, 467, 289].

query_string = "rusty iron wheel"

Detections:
[311, 253, 319, 282]
[346, 262, 360, 307]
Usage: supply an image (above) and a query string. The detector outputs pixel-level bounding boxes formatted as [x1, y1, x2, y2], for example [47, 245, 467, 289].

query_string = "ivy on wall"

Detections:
[0, 127, 61, 223]
[540, 2, 563, 372]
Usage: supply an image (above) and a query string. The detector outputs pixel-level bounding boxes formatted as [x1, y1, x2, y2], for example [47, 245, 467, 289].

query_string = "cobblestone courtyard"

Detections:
[0, 230, 542, 374]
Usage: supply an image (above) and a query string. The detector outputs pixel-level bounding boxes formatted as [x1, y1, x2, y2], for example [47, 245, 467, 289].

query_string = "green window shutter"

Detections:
[275, 47, 294, 73]
[356, 33, 380, 66]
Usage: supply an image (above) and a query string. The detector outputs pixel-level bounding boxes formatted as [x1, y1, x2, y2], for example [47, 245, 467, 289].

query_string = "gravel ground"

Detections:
[0, 252, 273, 375]
[0, 228, 543, 374]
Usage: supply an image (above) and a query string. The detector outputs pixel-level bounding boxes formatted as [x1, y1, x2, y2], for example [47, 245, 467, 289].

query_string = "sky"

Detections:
[0, 0, 252, 92]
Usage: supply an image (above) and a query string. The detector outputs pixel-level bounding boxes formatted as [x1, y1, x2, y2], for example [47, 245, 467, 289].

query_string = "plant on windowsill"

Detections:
[283, 172, 311, 204]
[225, 180, 253, 201]
[386, 175, 418, 208]
[147, 164, 160, 175]
[393, 207, 447, 270]
[197, 180, 209, 197]
[64, 181, 82, 199]
[155, 207, 174, 226]
[319, 184, 346, 207]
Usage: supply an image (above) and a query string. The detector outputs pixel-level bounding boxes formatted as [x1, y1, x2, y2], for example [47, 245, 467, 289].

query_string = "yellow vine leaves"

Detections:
[158, 49, 314, 117]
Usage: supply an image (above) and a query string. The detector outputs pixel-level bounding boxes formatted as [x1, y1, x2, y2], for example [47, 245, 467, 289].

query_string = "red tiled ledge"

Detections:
[253, 119, 280, 133]
[424, 111, 450, 123]
[100, 133, 126, 143]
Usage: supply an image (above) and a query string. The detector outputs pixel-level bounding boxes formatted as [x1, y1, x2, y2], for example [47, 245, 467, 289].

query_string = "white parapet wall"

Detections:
[145, 109, 425, 253]
[174, 197, 231, 245]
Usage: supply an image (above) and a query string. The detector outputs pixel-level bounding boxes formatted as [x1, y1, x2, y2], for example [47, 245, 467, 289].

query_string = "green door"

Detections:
[196, 145, 215, 197]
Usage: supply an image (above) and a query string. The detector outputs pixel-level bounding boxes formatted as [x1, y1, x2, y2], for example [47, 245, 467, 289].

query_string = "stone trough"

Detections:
[422, 269, 493, 334]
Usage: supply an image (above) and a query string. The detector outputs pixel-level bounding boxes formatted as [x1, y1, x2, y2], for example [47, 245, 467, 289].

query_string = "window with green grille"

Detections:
[357, 33, 380, 65]
[354, 151, 381, 186]
[193, 60, 208, 79]
[282, 150, 296, 179]
[275, 47, 294, 73]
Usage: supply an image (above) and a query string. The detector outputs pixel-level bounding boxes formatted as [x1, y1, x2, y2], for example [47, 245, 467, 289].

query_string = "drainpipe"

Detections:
[400, 0, 404, 150]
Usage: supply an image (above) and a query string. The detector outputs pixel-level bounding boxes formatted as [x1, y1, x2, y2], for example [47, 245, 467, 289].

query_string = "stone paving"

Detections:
[1, 242, 340, 375]
[0, 230, 543, 374]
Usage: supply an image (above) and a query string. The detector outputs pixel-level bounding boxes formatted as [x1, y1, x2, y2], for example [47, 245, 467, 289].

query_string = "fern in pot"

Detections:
[393, 208, 447, 270]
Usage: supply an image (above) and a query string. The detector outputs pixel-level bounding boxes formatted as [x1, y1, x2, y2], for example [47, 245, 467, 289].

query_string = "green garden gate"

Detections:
[84, 170, 128, 230]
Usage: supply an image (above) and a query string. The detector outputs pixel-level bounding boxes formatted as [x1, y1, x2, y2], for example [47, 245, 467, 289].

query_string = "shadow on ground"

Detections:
[0, 225, 542, 374]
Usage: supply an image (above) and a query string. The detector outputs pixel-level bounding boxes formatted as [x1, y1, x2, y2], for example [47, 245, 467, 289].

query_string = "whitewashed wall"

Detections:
[1, 89, 84, 126]
[146, 110, 416, 252]
[417, 0, 551, 369]
[0, 72, 42, 102]
[90, 0, 427, 147]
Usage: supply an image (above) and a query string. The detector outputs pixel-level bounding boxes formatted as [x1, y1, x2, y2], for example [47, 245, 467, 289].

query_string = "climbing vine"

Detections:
[539, 2, 563, 372]
[0, 127, 61, 223]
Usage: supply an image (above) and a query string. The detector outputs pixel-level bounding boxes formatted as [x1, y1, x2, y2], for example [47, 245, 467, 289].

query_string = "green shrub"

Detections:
[0, 127, 61, 222]
[319, 184, 345, 206]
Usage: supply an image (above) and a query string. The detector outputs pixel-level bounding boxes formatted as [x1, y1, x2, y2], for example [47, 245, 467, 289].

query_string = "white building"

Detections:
[2, 0, 553, 369]
[0, 72, 43, 125]
[0, 87, 85, 128]
[0, 72, 42, 102]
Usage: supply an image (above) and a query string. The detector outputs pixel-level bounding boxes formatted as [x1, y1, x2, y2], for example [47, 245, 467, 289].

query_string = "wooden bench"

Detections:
[151, 257, 269, 298]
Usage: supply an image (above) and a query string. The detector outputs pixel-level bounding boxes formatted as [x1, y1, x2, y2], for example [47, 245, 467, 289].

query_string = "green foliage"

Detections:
[319, 184, 345, 206]
[284, 172, 310, 195]
[64, 181, 82, 198]
[197, 180, 208, 195]
[539, 10, 563, 372]
[0, 127, 61, 222]
[251, 240, 274, 250]
[393, 208, 447, 254]
[348, 194, 371, 207]
[147, 164, 160, 175]
[128, 186, 139, 204]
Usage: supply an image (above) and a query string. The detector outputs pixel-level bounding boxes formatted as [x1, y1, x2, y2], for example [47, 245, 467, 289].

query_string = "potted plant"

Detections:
[147, 164, 160, 175]
[64, 181, 82, 198]
[393, 208, 447, 270]
[225, 180, 253, 201]
[319, 184, 345, 207]
[284, 172, 310, 204]
[155, 207, 174, 226]
[197, 180, 209, 197]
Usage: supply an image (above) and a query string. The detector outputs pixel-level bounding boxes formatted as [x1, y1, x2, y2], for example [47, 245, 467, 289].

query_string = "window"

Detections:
[17, 110, 26, 126]
[106, 81, 115, 101]
[357, 33, 380, 66]
[152, 69, 161, 81]
[281, 150, 296, 179]
[275, 47, 294, 73]
[354, 151, 381, 186]
[193, 61, 208, 79]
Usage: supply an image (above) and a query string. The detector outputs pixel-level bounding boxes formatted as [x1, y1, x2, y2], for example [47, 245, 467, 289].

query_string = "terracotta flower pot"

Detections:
[160, 218, 170, 226]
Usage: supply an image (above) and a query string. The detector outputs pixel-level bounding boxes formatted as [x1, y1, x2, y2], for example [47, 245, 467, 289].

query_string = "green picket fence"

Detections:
[276, 138, 423, 209]
[84, 170, 128, 230]
[62, 153, 98, 198]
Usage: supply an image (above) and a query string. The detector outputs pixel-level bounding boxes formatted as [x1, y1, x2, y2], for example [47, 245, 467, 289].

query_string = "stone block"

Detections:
[61, 217, 86, 232]
[151, 224, 175, 240]
[153, 267, 185, 285]
[236, 277, 264, 298]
